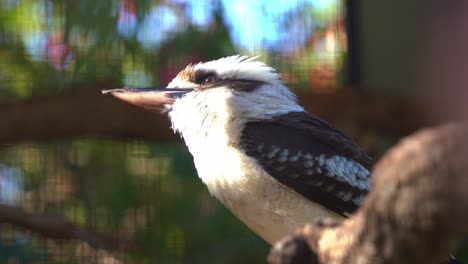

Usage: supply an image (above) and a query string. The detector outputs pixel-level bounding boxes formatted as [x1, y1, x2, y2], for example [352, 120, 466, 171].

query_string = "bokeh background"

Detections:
[0, 0, 467, 263]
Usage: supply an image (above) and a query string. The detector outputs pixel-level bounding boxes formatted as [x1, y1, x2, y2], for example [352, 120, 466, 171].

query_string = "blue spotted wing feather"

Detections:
[239, 112, 374, 216]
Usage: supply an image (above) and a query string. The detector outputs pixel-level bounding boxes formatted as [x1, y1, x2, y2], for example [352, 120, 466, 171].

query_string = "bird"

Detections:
[103, 55, 374, 245]
[103, 56, 464, 264]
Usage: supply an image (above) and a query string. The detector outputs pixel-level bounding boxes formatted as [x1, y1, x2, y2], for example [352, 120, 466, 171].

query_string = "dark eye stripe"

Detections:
[188, 69, 266, 92]
[193, 70, 218, 85]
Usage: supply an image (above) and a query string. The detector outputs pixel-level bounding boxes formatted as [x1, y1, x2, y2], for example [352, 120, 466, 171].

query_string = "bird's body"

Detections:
[170, 91, 342, 243]
[105, 56, 373, 244]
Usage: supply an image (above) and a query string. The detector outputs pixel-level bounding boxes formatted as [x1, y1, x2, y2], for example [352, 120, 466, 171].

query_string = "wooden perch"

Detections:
[0, 204, 129, 251]
[268, 123, 468, 264]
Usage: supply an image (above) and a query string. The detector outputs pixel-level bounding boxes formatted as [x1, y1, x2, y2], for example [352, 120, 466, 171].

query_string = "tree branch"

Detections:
[0, 203, 129, 251]
[268, 123, 468, 264]
[0, 82, 446, 144]
[0, 83, 178, 143]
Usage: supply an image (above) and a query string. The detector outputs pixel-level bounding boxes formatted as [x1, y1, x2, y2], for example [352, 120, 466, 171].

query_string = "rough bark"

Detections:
[268, 123, 468, 264]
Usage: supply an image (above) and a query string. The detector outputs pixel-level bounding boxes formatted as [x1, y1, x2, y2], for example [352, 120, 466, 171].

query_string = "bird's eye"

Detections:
[196, 72, 218, 85]
[203, 75, 217, 84]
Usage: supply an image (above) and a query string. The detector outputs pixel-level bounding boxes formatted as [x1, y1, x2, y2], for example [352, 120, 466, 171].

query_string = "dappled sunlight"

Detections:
[0, 0, 466, 262]
[0, 0, 366, 263]
[0, 0, 347, 99]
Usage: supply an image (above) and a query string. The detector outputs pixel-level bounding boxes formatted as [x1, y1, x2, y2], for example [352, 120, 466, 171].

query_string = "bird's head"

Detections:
[103, 56, 303, 139]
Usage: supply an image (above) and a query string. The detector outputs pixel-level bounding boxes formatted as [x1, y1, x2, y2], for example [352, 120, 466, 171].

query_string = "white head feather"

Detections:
[167, 55, 304, 149]
[193, 55, 279, 83]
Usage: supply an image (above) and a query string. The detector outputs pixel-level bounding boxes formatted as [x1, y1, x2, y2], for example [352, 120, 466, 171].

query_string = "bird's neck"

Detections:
[169, 95, 236, 152]
[168, 95, 243, 199]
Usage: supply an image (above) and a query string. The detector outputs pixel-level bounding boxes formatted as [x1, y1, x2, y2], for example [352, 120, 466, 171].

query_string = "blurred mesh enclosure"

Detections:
[0, 0, 349, 98]
[0, 0, 352, 263]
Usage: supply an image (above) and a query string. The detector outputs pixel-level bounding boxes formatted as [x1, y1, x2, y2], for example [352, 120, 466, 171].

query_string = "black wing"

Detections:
[239, 111, 374, 216]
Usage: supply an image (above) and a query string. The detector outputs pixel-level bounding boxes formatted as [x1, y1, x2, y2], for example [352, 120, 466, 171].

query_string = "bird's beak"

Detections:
[102, 88, 192, 112]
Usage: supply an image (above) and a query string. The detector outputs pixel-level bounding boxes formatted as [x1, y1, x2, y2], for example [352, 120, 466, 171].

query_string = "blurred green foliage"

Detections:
[0, 0, 349, 263]
[0, 140, 269, 263]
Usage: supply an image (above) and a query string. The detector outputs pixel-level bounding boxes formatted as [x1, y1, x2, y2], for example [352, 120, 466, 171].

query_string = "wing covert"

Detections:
[239, 111, 373, 216]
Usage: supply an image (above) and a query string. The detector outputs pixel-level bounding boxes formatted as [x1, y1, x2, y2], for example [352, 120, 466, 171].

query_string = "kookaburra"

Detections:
[103, 55, 373, 244]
